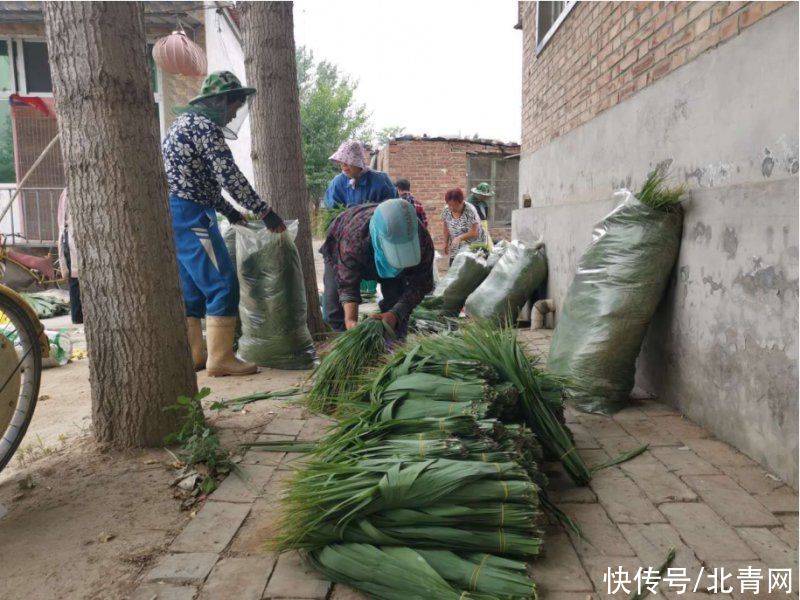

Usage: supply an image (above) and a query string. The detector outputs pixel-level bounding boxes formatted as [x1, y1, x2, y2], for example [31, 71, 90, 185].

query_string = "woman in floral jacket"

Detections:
[162, 70, 285, 377]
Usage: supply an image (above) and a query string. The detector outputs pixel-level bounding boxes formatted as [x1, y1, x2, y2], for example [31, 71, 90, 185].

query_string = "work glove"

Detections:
[262, 208, 286, 233]
[222, 206, 247, 225]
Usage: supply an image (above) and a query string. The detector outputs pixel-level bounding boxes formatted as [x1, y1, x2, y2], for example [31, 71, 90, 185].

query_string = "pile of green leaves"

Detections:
[164, 388, 231, 495]
[381, 322, 590, 485]
[21, 292, 69, 319]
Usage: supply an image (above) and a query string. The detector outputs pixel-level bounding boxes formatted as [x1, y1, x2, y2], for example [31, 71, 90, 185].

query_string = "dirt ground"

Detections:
[0, 325, 312, 600]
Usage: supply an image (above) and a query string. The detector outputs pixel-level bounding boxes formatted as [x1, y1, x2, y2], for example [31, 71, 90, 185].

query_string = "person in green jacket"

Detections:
[467, 182, 494, 251]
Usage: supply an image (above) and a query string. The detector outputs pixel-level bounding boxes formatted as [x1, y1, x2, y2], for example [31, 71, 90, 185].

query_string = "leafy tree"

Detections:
[376, 126, 407, 145]
[296, 46, 371, 204]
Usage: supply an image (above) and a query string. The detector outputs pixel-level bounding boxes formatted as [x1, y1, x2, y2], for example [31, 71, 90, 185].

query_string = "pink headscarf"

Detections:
[329, 140, 370, 172]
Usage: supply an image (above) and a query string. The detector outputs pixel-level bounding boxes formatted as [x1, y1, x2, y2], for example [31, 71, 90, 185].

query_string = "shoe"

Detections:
[206, 316, 257, 377]
[186, 317, 207, 371]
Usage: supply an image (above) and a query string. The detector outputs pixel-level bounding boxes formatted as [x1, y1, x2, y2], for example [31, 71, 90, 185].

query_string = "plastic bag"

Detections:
[235, 221, 316, 370]
[431, 250, 491, 316]
[547, 189, 683, 414]
[0, 326, 71, 368]
[465, 240, 547, 325]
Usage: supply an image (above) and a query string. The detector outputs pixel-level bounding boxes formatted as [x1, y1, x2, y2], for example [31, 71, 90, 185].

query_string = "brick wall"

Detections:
[521, 1, 789, 156]
[378, 139, 519, 252]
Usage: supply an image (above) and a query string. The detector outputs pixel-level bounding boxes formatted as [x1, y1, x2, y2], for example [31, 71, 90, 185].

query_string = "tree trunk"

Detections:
[239, 1, 325, 338]
[43, 2, 197, 447]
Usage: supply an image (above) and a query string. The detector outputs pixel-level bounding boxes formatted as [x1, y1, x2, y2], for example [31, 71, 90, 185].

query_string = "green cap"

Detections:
[189, 70, 256, 105]
[470, 182, 495, 197]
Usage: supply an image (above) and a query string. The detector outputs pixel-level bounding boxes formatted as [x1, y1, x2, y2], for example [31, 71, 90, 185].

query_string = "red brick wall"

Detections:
[379, 139, 519, 252]
[521, 1, 789, 156]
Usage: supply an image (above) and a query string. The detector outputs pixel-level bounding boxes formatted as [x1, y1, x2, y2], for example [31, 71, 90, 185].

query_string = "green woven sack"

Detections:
[235, 221, 316, 370]
[464, 240, 547, 325]
[431, 251, 491, 316]
[548, 189, 683, 414]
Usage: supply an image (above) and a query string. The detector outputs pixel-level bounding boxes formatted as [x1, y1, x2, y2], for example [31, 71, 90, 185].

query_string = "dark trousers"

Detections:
[323, 260, 345, 332]
[62, 231, 83, 324]
[323, 260, 409, 340]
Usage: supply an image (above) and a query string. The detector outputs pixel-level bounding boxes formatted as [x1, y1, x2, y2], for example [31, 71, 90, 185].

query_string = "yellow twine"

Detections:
[499, 528, 506, 552]
[559, 446, 578, 460]
[500, 503, 505, 527]
[419, 436, 425, 459]
[501, 480, 509, 501]
[469, 554, 492, 590]
[481, 452, 488, 462]
[452, 381, 460, 402]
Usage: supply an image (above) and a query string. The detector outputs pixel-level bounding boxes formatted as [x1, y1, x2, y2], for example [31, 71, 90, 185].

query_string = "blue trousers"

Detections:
[170, 195, 238, 318]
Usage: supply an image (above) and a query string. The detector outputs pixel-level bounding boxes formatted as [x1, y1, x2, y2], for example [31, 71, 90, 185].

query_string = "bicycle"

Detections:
[0, 233, 67, 291]
[0, 283, 48, 472]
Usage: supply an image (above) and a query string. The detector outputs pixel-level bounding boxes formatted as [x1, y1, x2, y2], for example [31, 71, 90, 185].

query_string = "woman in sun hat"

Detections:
[162, 70, 285, 377]
[323, 140, 397, 208]
[467, 182, 495, 251]
[320, 198, 434, 340]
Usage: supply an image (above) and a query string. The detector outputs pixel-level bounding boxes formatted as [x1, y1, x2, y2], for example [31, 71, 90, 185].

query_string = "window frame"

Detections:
[535, 0, 577, 56]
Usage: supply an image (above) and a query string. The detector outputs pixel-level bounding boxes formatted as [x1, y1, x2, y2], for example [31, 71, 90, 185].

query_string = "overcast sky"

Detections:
[293, 0, 522, 143]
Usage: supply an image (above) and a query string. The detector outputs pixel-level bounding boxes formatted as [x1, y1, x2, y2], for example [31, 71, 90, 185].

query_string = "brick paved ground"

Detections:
[130, 329, 798, 600]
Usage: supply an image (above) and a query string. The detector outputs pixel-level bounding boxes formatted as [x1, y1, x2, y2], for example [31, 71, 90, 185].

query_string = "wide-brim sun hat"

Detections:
[373, 198, 421, 269]
[190, 70, 256, 105]
[470, 182, 495, 197]
[329, 140, 370, 171]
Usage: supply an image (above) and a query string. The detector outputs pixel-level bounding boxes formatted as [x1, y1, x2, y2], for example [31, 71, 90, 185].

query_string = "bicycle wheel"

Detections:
[0, 293, 42, 472]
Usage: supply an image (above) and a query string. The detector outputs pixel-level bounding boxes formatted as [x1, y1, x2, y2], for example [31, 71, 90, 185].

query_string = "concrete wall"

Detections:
[513, 6, 798, 486]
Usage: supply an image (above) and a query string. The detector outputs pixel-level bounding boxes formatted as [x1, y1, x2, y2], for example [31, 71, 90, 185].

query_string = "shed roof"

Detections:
[0, 1, 205, 28]
[390, 134, 520, 149]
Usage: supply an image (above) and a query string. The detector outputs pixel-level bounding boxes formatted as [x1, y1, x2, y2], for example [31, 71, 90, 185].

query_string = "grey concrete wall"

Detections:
[513, 5, 798, 486]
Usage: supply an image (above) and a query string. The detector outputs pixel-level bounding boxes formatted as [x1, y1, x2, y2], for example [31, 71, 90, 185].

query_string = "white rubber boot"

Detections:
[186, 317, 207, 372]
[206, 316, 257, 377]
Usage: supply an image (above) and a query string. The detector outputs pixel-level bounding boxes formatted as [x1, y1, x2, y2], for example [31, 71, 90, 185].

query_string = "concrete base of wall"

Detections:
[513, 6, 799, 487]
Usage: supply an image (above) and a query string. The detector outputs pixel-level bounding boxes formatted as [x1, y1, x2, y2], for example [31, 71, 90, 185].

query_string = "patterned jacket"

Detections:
[162, 111, 269, 217]
[320, 204, 434, 321]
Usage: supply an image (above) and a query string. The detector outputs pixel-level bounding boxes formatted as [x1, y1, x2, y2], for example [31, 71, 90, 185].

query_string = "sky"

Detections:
[292, 0, 522, 143]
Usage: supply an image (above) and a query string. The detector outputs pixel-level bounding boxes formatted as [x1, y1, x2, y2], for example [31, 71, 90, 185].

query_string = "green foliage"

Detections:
[164, 387, 231, 494]
[376, 125, 407, 145]
[636, 166, 686, 211]
[297, 46, 372, 203]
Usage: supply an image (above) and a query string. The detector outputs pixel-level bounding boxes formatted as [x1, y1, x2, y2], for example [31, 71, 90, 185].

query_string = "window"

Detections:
[0, 40, 15, 183]
[21, 40, 52, 93]
[536, 0, 576, 54]
[466, 155, 520, 229]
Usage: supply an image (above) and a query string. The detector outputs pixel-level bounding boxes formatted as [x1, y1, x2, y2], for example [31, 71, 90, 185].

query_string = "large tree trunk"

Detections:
[43, 2, 197, 447]
[239, 1, 325, 338]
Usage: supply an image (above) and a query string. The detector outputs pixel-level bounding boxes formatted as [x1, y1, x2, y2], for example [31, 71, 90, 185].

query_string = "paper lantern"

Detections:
[152, 31, 207, 77]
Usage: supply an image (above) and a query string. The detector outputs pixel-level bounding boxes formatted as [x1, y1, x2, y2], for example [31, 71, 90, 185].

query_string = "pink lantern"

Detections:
[152, 31, 207, 77]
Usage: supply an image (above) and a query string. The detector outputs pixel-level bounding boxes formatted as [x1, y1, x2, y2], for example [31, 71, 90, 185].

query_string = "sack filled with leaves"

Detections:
[235, 220, 316, 370]
[465, 240, 547, 325]
[430, 250, 491, 316]
[548, 171, 685, 414]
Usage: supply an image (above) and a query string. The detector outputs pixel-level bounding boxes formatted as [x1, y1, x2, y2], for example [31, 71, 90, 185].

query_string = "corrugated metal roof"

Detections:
[0, 1, 204, 28]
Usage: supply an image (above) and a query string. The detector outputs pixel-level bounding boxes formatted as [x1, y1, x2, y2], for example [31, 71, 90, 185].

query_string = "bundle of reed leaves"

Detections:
[306, 319, 391, 413]
[314, 205, 347, 239]
[307, 544, 537, 600]
[384, 322, 590, 485]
